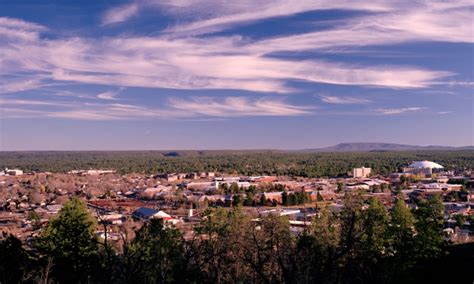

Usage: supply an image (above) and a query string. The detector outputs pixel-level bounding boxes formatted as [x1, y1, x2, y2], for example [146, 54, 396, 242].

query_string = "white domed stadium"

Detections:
[408, 160, 444, 169]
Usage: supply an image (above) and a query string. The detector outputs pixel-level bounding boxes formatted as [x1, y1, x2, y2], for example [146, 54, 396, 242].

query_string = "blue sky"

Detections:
[0, 0, 472, 150]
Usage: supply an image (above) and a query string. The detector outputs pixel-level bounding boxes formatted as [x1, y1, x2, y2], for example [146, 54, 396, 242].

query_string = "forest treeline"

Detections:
[0, 150, 473, 177]
[1, 195, 473, 284]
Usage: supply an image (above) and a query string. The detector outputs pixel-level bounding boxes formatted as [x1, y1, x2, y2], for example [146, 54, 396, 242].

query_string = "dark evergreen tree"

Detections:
[282, 190, 289, 206]
[0, 234, 33, 284]
[35, 197, 99, 283]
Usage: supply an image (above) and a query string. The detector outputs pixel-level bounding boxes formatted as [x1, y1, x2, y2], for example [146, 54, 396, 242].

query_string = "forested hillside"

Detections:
[0, 150, 472, 177]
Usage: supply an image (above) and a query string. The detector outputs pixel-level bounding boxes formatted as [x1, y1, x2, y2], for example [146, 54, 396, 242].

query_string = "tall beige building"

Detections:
[353, 167, 371, 178]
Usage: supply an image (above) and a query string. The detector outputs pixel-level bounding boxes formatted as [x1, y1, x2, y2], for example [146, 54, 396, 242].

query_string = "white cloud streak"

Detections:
[168, 96, 312, 117]
[103, 0, 473, 45]
[247, 6, 473, 54]
[376, 107, 427, 115]
[97, 88, 124, 100]
[0, 96, 310, 120]
[320, 95, 371, 104]
[101, 4, 139, 25]
[0, 17, 46, 41]
[0, 78, 43, 94]
[99, 0, 391, 35]
[159, 0, 391, 36]
[437, 111, 452, 115]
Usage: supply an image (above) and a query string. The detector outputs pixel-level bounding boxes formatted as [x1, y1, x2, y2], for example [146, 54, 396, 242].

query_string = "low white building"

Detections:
[213, 181, 251, 189]
[153, 210, 183, 225]
[5, 168, 23, 176]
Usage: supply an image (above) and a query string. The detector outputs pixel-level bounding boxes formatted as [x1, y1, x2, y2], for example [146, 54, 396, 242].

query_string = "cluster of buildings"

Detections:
[1, 160, 473, 244]
[155, 172, 215, 182]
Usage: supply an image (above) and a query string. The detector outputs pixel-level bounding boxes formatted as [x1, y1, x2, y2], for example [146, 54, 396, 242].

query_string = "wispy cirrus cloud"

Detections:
[247, 5, 473, 54]
[0, 78, 44, 94]
[97, 88, 124, 100]
[101, 0, 390, 34]
[320, 95, 371, 104]
[101, 3, 139, 25]
[0, 96, 311, 120]
[2, 0, 469, 97]
[2, 0, 472, 121]
[376, 107, 427, 115]
[160, 0, 390, 36]
[0, 17, 46, 41]
[0, 28, 450, 94]
[168, 96, 312, 117]
[0, 98, 69, 107]
[437, 111, 452, 115]
[102, 0, 473, 45]
[433, 81, 474, 86]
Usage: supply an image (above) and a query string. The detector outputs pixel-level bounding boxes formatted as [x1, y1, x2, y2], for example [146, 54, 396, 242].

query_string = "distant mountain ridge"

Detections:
[2, 143, 472, 154]
[303, 143, 474, 152]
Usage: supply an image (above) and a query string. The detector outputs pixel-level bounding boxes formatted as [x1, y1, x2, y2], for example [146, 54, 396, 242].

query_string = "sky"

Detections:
[0, 0, 472, 150]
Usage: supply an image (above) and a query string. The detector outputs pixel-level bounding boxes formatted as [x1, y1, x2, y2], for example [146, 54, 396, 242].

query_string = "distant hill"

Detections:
[2, 144, 472, 155]
[303, 143, 474, 152]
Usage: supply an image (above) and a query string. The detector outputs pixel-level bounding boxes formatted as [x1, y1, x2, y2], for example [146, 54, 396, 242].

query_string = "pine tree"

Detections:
[391, 198, 415, 252]
[232, 194, 242, 207]
[0, 234, 31, 284]
[35, 197, 98, 283]
[360, 197, 390, 261]
[388, 198, 417, 284]
[282, 190, 289, 206]
[413, 195, 446, 260]
[317, 191, 324, 202]
[124, 219, 191, 283]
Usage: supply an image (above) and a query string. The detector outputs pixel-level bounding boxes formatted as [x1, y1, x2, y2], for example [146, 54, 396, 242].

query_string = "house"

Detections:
[467, 190, 474, 202]
[154, 173, 180, 182]
[153, 210, 183, 225]
[312, 190, 336, 201]
[4, 169, 23, 176]
[202, 194, 226, 203]
[187, 173, 199, 179]
[419, 183, 462, 192]
[346, 183, 370, 190]
[132, 207, 181, 224]
[362, 179, 389, 187]
[142, 185, 173, 199]
[46, 205, 63, 214]
[279, 209, 301, 217]
[186, 182, 213, 190]
[133, 207, 159, 220]
[154, 210, 172, 220]
[98, 213, 125, 225]
[207, 172, 215, 178]
[263, 192, 283, 204]
[166, 174, 179, 182]
[68, 169, 116, 176]
[247, 176, 278, 183]
[212, 181, 251, 189]
[186, 194, 225, 204]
